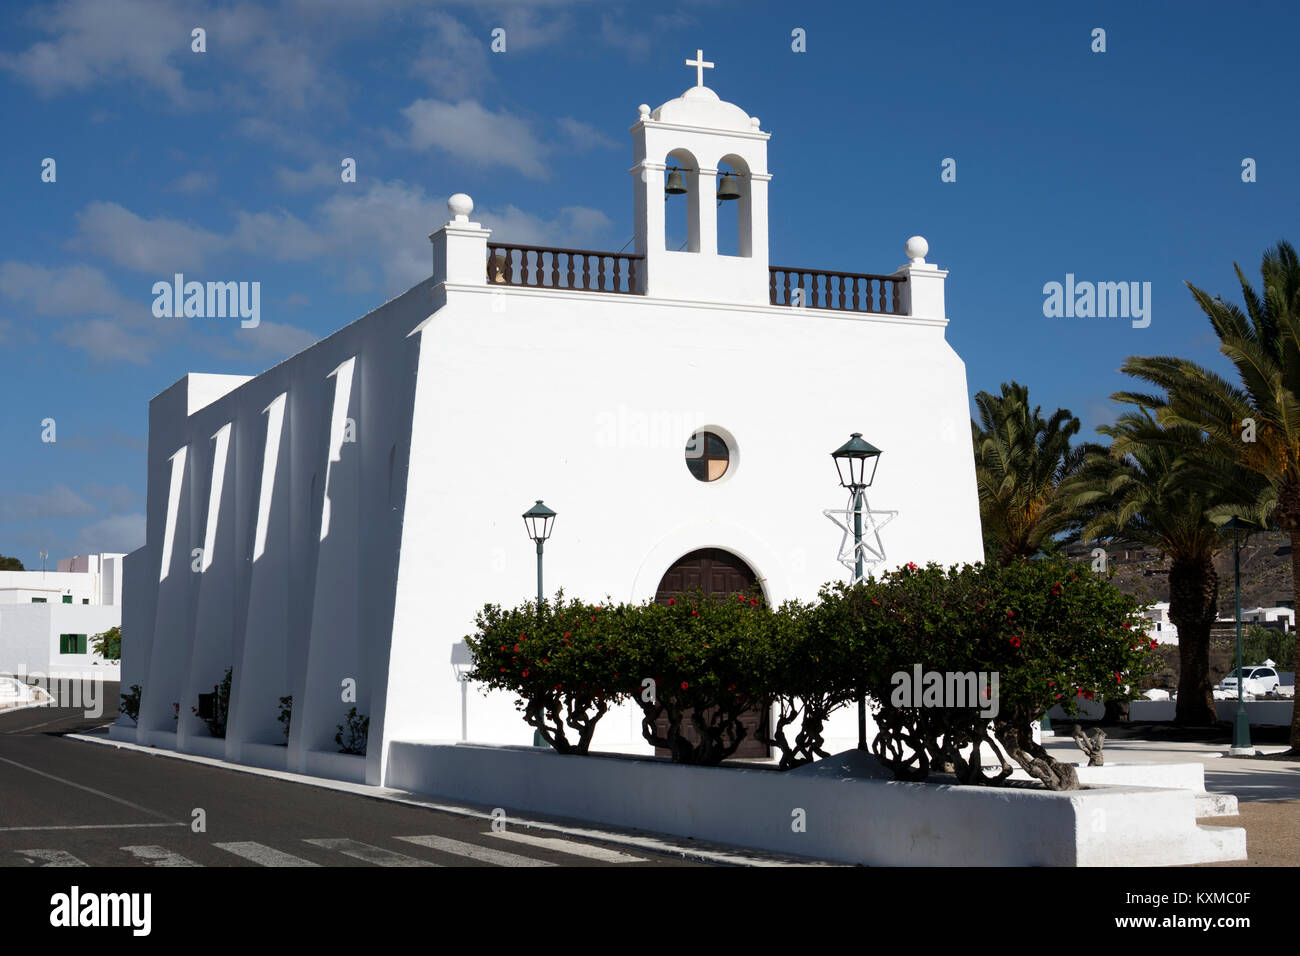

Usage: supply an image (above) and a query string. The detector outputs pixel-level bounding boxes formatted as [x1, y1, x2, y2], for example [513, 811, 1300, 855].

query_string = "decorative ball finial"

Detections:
[750, 116, 761, 130]
[448, 193, 474, 222]
[905, 235, 929, 265]
[638, 104, 651, 120]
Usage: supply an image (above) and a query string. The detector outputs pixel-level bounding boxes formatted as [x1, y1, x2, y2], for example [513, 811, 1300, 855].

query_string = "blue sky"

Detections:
[1, 0, 1297, 568]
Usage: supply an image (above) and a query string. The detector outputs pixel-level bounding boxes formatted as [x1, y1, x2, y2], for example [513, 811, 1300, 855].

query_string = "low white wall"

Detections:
[384, 741, 1245, 866]
[1127, 698, 1294, 726]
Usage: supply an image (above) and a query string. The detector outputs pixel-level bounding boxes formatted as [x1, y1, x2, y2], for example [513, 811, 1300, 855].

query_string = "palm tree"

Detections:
[1065, 411, 1270, 724]
[1115, 240, 1300, 748]
[971, 382, 1088, 564]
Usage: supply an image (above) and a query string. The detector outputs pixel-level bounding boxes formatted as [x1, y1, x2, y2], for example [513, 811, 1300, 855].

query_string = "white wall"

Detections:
[0, 604, 121, 676]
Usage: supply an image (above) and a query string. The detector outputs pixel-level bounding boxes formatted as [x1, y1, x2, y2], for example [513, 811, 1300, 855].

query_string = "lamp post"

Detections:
[522, 500, 556, 747]
[831, 433, 883, 751]
[1224, 517, 1255, 756]
[451, 640, 473, 742]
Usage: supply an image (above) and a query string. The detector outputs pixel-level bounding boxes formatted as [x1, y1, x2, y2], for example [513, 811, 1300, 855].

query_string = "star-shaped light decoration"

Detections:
[824, 492, 898, 584]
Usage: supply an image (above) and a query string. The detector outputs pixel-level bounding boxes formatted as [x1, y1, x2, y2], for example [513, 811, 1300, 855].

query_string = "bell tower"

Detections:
[630, 50, 772, 305]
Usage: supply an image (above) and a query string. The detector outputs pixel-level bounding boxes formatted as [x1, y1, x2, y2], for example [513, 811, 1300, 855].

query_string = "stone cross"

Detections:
[685, 49, 714, 87]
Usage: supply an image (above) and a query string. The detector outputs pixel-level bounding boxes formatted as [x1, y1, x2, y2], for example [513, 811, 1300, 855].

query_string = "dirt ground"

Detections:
[1196, 799, 1300, 866]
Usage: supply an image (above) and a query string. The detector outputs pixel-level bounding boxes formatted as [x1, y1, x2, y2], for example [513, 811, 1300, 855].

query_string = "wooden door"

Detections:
[653, 549, 770, 758]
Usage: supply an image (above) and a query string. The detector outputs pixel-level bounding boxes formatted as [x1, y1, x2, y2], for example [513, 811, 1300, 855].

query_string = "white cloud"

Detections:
[274, 161, 343, 192]
[83, 484, 137, 514]
[0, 484, 97, 521]
[52, 319, 162, 364]
[0, 262, 136, 316]
[167, 171, 216, 193]
[557, 117, 618, 152]
[400, 99, 550, 179]
[70, 513, 146, 556]
[411, 12, 491, 99]
[71, 202, 226, 273]
[0, 0, 191, 102]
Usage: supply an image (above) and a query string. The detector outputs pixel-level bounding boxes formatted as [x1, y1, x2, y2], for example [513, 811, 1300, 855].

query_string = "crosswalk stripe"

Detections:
[121, 845, 201, 867]
[396, 834, 555, 867]
[213, 841, 321, 867]
[16, 849, 85, 866]
[303, 838, 437, 867]
[488, 831, 646, 863]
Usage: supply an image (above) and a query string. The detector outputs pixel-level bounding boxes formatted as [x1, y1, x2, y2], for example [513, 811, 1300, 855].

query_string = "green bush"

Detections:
[465, 593, 627, 754]
[463, 559, 1156, 789]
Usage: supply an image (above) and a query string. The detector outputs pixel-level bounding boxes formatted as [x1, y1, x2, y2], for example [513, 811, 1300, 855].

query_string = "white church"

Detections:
[112, 56, 984, 785]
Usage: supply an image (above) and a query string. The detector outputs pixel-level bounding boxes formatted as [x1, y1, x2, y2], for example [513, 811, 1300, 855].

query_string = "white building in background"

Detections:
[0, 553, 124, 677]
[111, 62, 984, 785]
[1242, 607, 1294, 631]
[1142, 601, 1179, 645]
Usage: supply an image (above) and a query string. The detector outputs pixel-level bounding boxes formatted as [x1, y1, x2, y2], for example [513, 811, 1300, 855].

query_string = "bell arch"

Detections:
[717, 153, 752, 258]
[665, 148, 700, 254]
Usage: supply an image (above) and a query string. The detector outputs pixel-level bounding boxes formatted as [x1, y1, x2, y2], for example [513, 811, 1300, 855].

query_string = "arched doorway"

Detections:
[653, 548, 769, 758]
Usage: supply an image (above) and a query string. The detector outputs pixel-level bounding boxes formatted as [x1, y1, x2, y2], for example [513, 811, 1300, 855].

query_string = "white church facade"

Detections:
[112, 61, 984, 785]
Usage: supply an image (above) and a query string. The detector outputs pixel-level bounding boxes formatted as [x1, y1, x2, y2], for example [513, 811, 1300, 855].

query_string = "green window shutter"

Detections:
[77, 634, 87, 653]
[31, 597, 46, 603]
[62, 595, 73, 604]
[59, 635, 88, 654]
[82, 598, 89, 604]
[59, 634, 70, 653]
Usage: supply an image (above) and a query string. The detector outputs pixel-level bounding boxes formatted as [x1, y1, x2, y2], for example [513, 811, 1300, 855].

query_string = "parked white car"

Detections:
[1220, 665, 1281, 697]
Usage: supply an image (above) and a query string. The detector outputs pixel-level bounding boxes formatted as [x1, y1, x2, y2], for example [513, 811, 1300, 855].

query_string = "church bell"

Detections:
[716, 172, 742, 201]
[664, 168, 687, 195]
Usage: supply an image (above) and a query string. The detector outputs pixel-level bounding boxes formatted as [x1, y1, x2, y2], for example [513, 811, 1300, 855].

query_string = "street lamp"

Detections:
[522, 500, 556, 747]
[451, 639, 473, 742]
[1224, 517, 1256, 756]
[831, 433, 883, 751]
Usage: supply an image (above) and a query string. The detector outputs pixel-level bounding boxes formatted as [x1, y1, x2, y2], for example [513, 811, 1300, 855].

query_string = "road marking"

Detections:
[15, 849, 85, 866]
[0, 822, 185, 833]
[488, 831, 646, 863]
[396, 834, 555, 867]
[304, 838, 437, 867]
[213, 842, 321, 867]
[0, 755, 174, 820]
[121, 845, 201, 867]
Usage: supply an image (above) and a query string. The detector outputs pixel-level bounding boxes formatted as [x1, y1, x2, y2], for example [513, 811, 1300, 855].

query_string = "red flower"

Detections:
[728, 683, 736, 692]
[613, 673, 619, 679]
[554, 684, 562, 691]
[514, 644, 520, 652]
[1009, 635, 1021, 648]
[499, 667, 506, 672]
[667, 598, 675, 606]
[1047, 681, 1054, 687]
[1084, 691, 1095, 700]
[737, 595, 746, 604]
[1055, 694, 1061, 700]
[499, 645, 506, 652]
[680, 681, 689, 690]
[1051, 584, 1062, 596]
[871, 598, 880, 606]
[522, 669, 529, 677]
[906, 561, 918, 571]
[1007, 609, 1015, 619]
[1115, 673, 1123, 684]
[1121, 621, 1131, 631]
[591, 616, 596, 622]
[691, 610, 699, 617]
[749, 598, 759, 607]
[564, 632, 571, 638]
[1149, 638, 1158, 649]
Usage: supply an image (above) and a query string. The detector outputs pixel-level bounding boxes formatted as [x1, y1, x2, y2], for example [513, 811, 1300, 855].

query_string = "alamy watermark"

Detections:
[1042, 274, 1150, 328]
[890, 665, 999, 719]
[152, 274, 260, 328]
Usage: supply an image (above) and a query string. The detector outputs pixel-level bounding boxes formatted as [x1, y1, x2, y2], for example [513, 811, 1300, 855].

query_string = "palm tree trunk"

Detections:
[1289, 529, 1300, 752]
[1168, 555, 1218, 725]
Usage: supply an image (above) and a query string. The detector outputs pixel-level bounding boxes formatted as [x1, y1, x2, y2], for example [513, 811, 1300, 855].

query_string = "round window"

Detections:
[685, 431, 730, 482]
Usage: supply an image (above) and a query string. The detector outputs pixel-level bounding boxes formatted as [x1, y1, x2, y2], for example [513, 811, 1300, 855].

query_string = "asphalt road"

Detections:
[0, 682, 704, 868]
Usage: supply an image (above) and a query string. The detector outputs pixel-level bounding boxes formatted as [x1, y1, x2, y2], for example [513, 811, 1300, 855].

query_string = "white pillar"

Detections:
[430, 194, 491, 287]
[895, 236, 948, 320]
